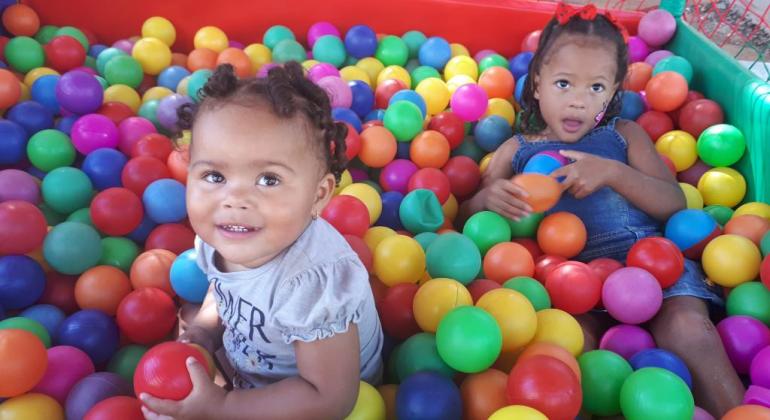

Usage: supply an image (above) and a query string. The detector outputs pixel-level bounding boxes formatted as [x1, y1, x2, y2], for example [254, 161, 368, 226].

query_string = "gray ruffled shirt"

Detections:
[195, 218, 383, 389]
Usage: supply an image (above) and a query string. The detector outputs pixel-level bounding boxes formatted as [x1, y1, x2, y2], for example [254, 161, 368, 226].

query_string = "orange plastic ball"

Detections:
[75, 265, 132, 316]
[623, 62, 652, 92]
[171, 53, 188, 67]
[217, 48, 253, 78]
[722, 405, 770, 420]
[460, 369, 509, 420]
[410, 130, 450, 169]
[359, 125, 397, 168]
[2, 4, 40, 37]
[517, 342, 581, 383]
[0, 329, 47, 398]
[167, 147, 189, 184]
[537, 212, 587, 259]
[478, 67, 515, 99]
[0, 68, 21, 109]
[724, 215, 770, 247]
[645, 71, 689, 112]
[483, 242, 535, 283]
[512, 174, 562, 213]
[130, 249, 177, 296]
[186, 48, 218, 71]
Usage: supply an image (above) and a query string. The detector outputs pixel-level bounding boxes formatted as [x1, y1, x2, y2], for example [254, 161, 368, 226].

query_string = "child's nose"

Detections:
[222, 194, 250, 210]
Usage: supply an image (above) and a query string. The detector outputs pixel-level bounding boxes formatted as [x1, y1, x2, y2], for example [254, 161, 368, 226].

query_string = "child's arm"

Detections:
[457, 138, 531, 226]
[551, 120, 686, 220]
[141, 326, 361, 420]
[178, 284, 224, 354]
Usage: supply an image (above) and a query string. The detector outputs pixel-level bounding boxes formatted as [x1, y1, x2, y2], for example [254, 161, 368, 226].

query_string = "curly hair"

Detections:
[177, 62, 348, 183]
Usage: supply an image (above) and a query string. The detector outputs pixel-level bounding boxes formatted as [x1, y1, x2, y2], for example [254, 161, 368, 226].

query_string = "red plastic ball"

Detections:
[374, 79, 407, 109]
[512, 238, 543, 261]
[343, 234, 372, 272]
[321, 195, 370, 237]
[342, 123, 361, 161]
[408, 168, 451, 204]
[677, 159, 711, 187]
[117, 287, 177, 345]
[627, 237, 685, 288]
[90, 188, 144, 236]
[84, 396, 143, 420]
[545, 261, 602, 315]
[133, 341, 211, 401]
[97, 102, 135, 125]
[45, 35, 86, 72]
[636, 111, 673, 143]
[145, 223, 195, 255]
[442, 156, 481, 200]
[677, 99, 724, 138]
[428, 111, 465, 149]
[684, 225, 722, 260]
[131, 133, 174, 162]
[587, 258, 624, 284]
[534, 254, 567, 284]
[506, 354, 582, 420]
[379, 283, 421, 340]
[467, 279, 502, 303]
[521, 30, 542, 53]
[121, 156, 171, 196]
[0, 200, 47, 255]
[761, 255, 769, 290]
[39, 271, 78, 314]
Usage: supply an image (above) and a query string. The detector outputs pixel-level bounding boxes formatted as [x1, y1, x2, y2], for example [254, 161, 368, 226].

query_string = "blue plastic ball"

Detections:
[620, 90, 645, 120]
[523, 153, 564, 175]
[55, 309, 120, 365]
[0, 304, 5, 320]
[376, 191, 405, 230]
[157, 65, 191, 91]
[143, 179, 187, 224]
[126, 214, 157, 243]
[55, 115, 79, 135]
[630, 348, 693, 388]
[0, 255, 46, 310]
[88, 44, 108, 58]
[473, 115, 512, 152]
[389, 90, 427, 118]
[664, 209, 719, 252]
[6, 100, 54, 135]
[0, 119, 28, 165]
[396, 141, 411, 160]
[332, 107, 362, 132]
[418, 37, 452, 70]
[364, 109, 385, 123]
[509, 51, 533, 80]
[169, 248, 209, 303]
[348, 80, 375, 118]
[30, 75, 61, 115]
[21, 304, 66, 338]
[396, 371, 462, 420]
[515, 74, 528, 104]
[344, 25, 378, 59]
[81, 148, 128, 191]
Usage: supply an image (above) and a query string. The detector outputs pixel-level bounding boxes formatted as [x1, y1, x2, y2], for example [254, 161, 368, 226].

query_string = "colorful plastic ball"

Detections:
[402, 30, 428, 59]
[344, 25, 377, 58]
[395, 331, 455, 381]
[116, 287, 176, 345]
[141, 17, 175, 47]
[322, 195, 370, 237]
[141, 179, 186, 224]
[478, 288, 537, 352]
[31, 345, 94, 405]
[26, 128, 74, 172]
[415, 78, 449, 116]
[482, 242, 534, 284]
[703, 234, 761, 287]
[620, 367, 694, 420]
[531, 309, 583, 356]
[0, 258, 45, 312]
[436, 306, 502, 373]
[513, 174, 562, 213]
[514, 74, 528, 103]
[630, 348, 692, 388]
[376, 35, 409, 67]
[489, 405, 548, 420]
[697, 123, 745, 167]
[5, 36, 45, 73]
[341, 182, 382, 225]
[107, 345, 148, 382]
[546, 261, 601, 315]
[428, 110, 465, 149]
[627, 36, 650, 63]
[70, 114, 118, 155]
[45, 35, 86, 73]
[418, 36, 451, 70]
[626, 237, 684, 289]
[384, 100, 423, 141]
[523, 152, 567, 176]
[751, 346, 770, 390]
[463, 211, 512, 255]
[725, 214, 770, 247]
[440, 156, 479, 200]
[677, 99, 724, 138]
[0, 393, 64, 419]
[193, 26, 228, 53]
[2, 4, 40, 36]
[83, 395, 143, 420]
[645, 71, 688, 112]
[55, 309, 119, 365]
[704, 204, 734, 227]
[722, 405, 770, 420]
[379, 283, 420, 339]
[655, 130, 697, 171]
[502, 276, 549, 311]
[103, 55, 142, 89]
[459, 369, 509, 420]
[620, 91, 645, 120]
[677, 158, 711, 187]
[154, 93, 191, 131]
[376, 191, 404, 230]
[399, 188, 444, 233]
[130, 37, 171, 76]
[0, 119, 27, 165]
[653, 56, 693, 85]
[380, 159, 418, 194]
[41, 167, 93, 214]
[359, 125, 397, 168]
[638, 9, 677, 47]
[637, 110, 673, 142]
[44, 222, 103, 275]
[390, 89, 427, 117]
[425, 232, 481, 284]
[65, 372, 131, 420]
[408, 168, 451, 204]
[168, 249, 208, 304]
[156, 66, 189, 91]
[600, 324, 656, 360]
[450, 83, 488, 122]
[664, 209, 720, 255]
[603, 267, 662, 324]
[0, 329, 48, 398]
[413, 278, 472, 333]
[74, 265, 131, 316]
[682, 179, 703, 208]
[624, 62, 652, 92]
[508, 52, 532, 80]
[396, 371, 461, 420]
[578, 350, 633, 416]
[474, 115, 512, 152]
[0, 316, 50, 348]
[312, 35, 346, 68]
[506, 354, 582, 420]
[373, 234, 425, 287]
[30, 74, 61, 114]
[121, 156, 170, 196]
[134, 341, 210, 401]
[347, 80, 374, 118]
[262, 24, 294, 50]
[18, 305, 64, 340]
[8, 100, 54, 135]
[537, 212, 586, 259]
[0, 169, 39, 204]
[80, 148, 127, 191]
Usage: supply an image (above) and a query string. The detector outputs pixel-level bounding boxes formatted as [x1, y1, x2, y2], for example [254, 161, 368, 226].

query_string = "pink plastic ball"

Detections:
[307, 22, 341, 47]
[751, 346, 770, 389]
[599, 324, 656, 360]
[118, 117, 156, 155]
[112, 39, 135, 54]
[645, 50, 674, 67]
[693, 406, 715, 420]
[379, 159, 418, 194]
[718, 316, 770, 374]
[473, 49, 497, 63]
[743, 385, 770, 408]
[0, 169, 40, 204]
[639, 9, 677, 47]
[72, 66, 98, 76]
[308, 63, 341, 83]
[71, 114, 120, 155]
[628, 36, 651, 63]
[602, 267, 662, 324]
[450, 84, 488, 122]
[228, 40, 245, 49]
[32, 345, 95, 405]
[317, 76, 352, 109]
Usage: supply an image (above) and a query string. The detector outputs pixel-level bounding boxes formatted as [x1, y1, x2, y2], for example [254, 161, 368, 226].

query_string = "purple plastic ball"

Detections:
[308, 62, 341, 83]
[645, 50, 674, 67]
[450, 84, 488, 122]
[603, 267, 663, 324]
[639, 9, 677, 47]
[317, 76, 352, 109]
[228, 40, 245, 49]
[473, 49, 496, 63]
[56, 71, 104, 115]
[72, 66, 98, 76]
[0, 169, 40, 204]
[717, 315, 770, 374]
[692, 406, 715, 420]
[65, 372, 132, 420]
[599, 324, 656, 360]
[307, 22, 341, 47]
[380, 159, 419, 194]
[71, 114, 119, 155]
[751, 346, 770, 389]
[743, 385, 770, 408]
[118, 117, 156, 155]
[348, 168, 368, 183]
[157, 94, 194, 131]
[112, 39, 135, 54]
[628, 36, 651, 63]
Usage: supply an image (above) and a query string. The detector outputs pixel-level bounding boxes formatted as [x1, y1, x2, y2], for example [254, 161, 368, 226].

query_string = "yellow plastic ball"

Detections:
[702, 234, 761, 287]
[415, 77, 450, 115]
[444, 55, 479, 82]
[450, 43, 470, 58]
[142, 86, 173, 103]
[132, 37, 172, 76]
[442, 193, 458, 222]
[334, 169, 353, 195]
[244, 43, 272, 71]
[697, 167, 746, 208]
[194, 26, 229, 53]
[356, 57, 385, 87]
[364, 226, 397, 254]
[484, 98, 516, 126]
[341, 183, 382, 224]
[345, 381, 386, 420]
[476, 288, 537, 352]
[374, 235, 426, 287]
[0, 393, 64, 420]
[340, 66, 372, 87]
[104, 84, 141, 113]
[734, 202, 770, 221]
[489, 405, 548, 420]
[446, 75, 476, 95]
[480, 153, 495, 174]
[680, 182, 704, 209]
[655, 130, 697, 172]
[177, 130, 192, 147]
[413, 278, 473, 332]
[24, 67, 59, 87]
[532, 308, 584, 356]
[141, 16, 176, 47]
[377, 65, 410, 88]
[301, 60, 319, 71]
[176, 76, 190, 95]
[18, 81, 30, 102]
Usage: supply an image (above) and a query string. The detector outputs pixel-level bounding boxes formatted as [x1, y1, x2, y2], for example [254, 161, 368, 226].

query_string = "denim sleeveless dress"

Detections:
[511, 119, 723, 305]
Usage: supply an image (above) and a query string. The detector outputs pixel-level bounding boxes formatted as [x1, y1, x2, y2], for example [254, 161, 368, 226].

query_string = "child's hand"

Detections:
[483, 178, 533, 220]
[178, 325, 217, 355]
[140, 357, 226, 420]
[550, 150, 617, 199]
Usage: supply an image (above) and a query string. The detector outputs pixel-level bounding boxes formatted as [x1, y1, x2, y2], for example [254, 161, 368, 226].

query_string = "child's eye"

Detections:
[203, 171, 225, 184]
[555, 80, 570, 89]
[591, 83, 606, 93]
[257, 174, 280, 187]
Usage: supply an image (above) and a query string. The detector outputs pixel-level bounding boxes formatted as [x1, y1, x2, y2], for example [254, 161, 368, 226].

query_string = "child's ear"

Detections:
[312, 173, 336, 217]
[533, 75, 541, 100]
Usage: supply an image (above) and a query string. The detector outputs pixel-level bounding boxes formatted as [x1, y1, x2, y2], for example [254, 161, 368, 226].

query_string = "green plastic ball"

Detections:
[386, 344, 401, 384]
[479, 54, 509, 73]
[462, 211, 512, 255]
[509, 212, 544, 238]
[84, 55, 98, 71]
[578, 350, 633, 416]
[411, 65, 441, 88]
[402, 30, 427, 59]
[762, 230, 770, 257]
[188, 69, 213, 103]
[396, 332, 456, 381]
[263, 25, 295, 50]
[4, 36, 45, 73]
[55, 26, 89, 51]
[436, 306, 502, 373]
[108, 344, 148, 382]
[399, 189, 444, 234]
[96, 48, 127, 75]
[99, 237, 140, 273]
[653, 56, 693, 85]
[27, 129, 76, 172]
[43, 221, 103, 275]
[451, 137, 485, 162]
[344, 55, 358, 67]
[726, 281, 770, 325]
[35, 25, 59, 44]
[414, 232, 439, 252]
[138, 99, 162, 130]
[376, 35, 409, 67]
[503, 276, 551, 311]
[0, 317, 51, 348]
[425, 232, 482, 284]
[697, 124, 746, 167]
[312, 35, 346, 68]
[41, 167, 93, 215]
[67, 207, 97, 231]
[384, 100, 424, 141]
[704, 204, 734, 226]
[38, 203, 66, 226]
[104, 55, 144, 88]
[620, 367, 694, 420]
[272, 39, 307, 64]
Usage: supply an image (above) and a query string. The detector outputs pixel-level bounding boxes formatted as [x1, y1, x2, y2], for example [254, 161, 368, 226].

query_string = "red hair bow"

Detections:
[555, 2, 630, 42]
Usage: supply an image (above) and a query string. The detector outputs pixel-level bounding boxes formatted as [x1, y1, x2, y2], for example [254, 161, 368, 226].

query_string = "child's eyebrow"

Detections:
[190, 160, 223, 169]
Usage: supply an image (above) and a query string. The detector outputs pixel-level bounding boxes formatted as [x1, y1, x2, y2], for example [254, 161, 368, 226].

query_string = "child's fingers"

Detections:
[502, 180, 530, 199]
[186, 357, 212, 386]
[140, 394, 179, 417]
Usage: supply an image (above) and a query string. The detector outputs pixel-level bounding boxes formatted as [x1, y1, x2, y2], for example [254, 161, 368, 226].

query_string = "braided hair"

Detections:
[177, 62, 348, 183]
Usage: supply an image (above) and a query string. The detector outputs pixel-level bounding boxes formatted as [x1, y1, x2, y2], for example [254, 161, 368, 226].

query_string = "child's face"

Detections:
[534, 35, 619, 142]
[186, 103, 335, 271]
